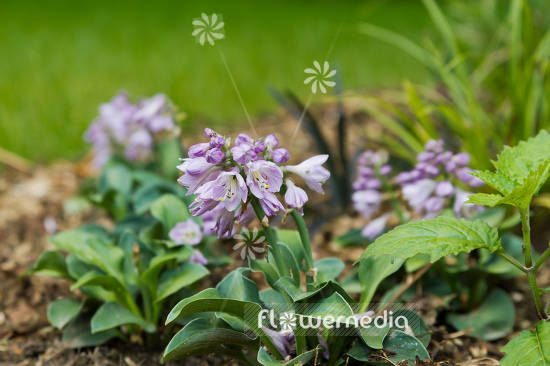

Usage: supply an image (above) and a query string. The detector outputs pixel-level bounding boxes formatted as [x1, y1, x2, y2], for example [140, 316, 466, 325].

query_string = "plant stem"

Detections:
[380, 174, 406, 224]
[495, 249, 527, 272]
[527, 271, 546, 320]
[289, 209, 315, 283]
[251, 198, 291, 278]
[519, 208, 547, 319]
[519, 208, 533, 267]
[533, 245, 550, 272]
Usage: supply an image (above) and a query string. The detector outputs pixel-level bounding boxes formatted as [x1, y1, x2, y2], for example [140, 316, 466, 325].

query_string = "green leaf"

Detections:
[343, 330, 430, 365]
[99, 160, 132, 195]
[47, 298, 83, 329]
[493, 129, 550, 182]
[468, 158, 550, 210]
[357, 217, 501, 263]
[275, 229, 305, 266]
[249, 258, 279, 289]
[447, 289, 515, 341]
[50, 229, 125, 284]
[257, 345, 322, 366]
[91, 302, 156, 333]
[314, 258, 345, 282]
[216, 268, 261, 304]
[359, 257, 404, 307]
[501, 320, 550, 365]
[380, 330, 430, 365]
[141, 245, 193, 291]
[28, 251, 70, 279]
[150, 193, 190, 233]
[163, 318, 259, 363]
[392, 309, 431, 348]
[156, 263, 209, 302]
[62, 310, 124, 348]
[165, 289, 282, 359]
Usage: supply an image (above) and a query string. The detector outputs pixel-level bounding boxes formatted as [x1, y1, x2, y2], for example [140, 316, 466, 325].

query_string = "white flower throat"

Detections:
[252, 170, 270, 191]
[219, 175, 239, 201]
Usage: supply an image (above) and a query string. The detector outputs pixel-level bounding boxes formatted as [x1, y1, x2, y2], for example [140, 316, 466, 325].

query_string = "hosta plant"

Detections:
[357, 129, 550, 364]
[28, 192, 223, 348]
[162, 128, 432, 365]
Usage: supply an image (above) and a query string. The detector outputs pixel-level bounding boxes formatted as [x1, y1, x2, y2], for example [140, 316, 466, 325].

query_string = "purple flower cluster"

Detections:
[397, 140, 484, 218]
[352, 140, 484, 239]
[84, 92, 177, 168]
[177, 128, 330, 238]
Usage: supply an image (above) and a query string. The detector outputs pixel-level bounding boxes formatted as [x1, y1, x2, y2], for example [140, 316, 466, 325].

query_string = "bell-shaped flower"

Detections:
[177, 157, 223, 194]
[260, 192, 285, 216]
[214, 207, 236, 238]
[284, 179, 308, 215]
[246, 160, 283, 199]
[212, 171, 248, 212]
[284, 155, 330, 194]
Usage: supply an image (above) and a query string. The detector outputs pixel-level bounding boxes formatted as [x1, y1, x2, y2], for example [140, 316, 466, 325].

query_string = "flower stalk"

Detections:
[251, 198, 291, 278]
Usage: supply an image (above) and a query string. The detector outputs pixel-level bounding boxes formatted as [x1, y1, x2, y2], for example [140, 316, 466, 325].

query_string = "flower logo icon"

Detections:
[192, 13, 225, 46]
[304, 61, 336, 94]
[233, 228, 269, 260]
[279, 312, 296, 330]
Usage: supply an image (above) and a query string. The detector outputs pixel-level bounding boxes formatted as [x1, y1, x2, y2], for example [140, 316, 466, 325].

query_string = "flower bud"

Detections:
[205, 148, 225, 164]
[272, 148, 290, 164]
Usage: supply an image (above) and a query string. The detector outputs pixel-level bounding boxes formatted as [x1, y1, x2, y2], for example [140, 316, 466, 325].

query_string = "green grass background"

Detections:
[0, 0, 433, 162]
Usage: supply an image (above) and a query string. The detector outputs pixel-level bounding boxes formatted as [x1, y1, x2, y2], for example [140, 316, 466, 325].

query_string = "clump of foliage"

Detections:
[358, 130, 550, 364]
[27, 94, 228, 348]
[162, 128, 432, 365]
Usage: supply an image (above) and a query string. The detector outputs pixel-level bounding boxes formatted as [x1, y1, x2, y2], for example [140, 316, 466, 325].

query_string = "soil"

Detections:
[1, 105, 548, 365]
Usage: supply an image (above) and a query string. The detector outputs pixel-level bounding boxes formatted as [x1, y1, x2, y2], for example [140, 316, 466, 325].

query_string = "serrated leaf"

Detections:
[500, 320, 550, 365]
[470, 171, 517, 195]
[356, 217, 501, 263]
[493, 129, 550, 182]
[468, 158, 550, 210]
[469, 130, 550, 210]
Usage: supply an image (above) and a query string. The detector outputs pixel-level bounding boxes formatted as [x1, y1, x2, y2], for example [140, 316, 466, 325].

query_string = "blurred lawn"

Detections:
[0, 0, 432, 162]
